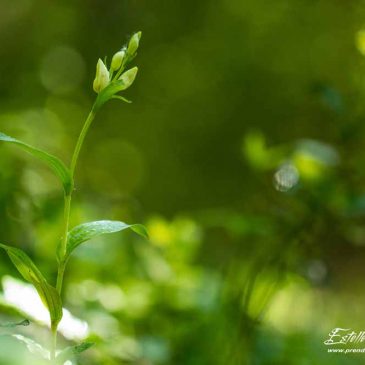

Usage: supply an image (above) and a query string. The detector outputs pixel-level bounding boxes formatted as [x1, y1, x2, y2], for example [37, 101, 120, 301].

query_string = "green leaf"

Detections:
[0, 132, 73, 195]
[65, 220, 148, 260]
[56, 342, 94, 363]
[0, 244, 63, 327]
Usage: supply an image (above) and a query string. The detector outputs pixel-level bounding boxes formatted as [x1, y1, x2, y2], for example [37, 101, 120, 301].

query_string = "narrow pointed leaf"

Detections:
[0, 244, 63, 327]
[111, 95, 132, 103]
[66, 220, 148, 260]
[0, 132, 72, 194]
[56, 342, 94, 363]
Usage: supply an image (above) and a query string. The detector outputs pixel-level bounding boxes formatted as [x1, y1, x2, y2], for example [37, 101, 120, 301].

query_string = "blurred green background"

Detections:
[1, 0, 365, 364]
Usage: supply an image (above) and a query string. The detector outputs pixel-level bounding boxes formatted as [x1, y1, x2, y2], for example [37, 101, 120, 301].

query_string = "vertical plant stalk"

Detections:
[50, 325, 57, 361]
[56, 193, 71, 293]
[57, 105, 96, 293]
[70, 106, 96, 178]
[52, 105, 97, 361]
[49, 32, 141, 362]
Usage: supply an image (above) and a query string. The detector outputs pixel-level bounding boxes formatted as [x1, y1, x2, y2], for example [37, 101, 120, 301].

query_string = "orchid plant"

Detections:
[0, 31, 147, 364]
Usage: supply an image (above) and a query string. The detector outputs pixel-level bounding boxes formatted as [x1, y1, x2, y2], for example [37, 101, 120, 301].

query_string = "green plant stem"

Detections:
[53, 103, 97, 361]
[56, 105, 96, 294]
[70, 107, 96, 177]
[56, 258, 66, 294]
[50, 325, 57, 362]
[58, 194, 72, 272]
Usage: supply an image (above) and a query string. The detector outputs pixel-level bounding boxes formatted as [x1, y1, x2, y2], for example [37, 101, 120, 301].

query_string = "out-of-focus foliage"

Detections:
[1, 0, 365, 364]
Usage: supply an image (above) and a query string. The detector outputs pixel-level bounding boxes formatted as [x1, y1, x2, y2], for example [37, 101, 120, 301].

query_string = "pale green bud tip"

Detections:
[127, 31, 142, 56]
[111, 50, 126, 71]
[119, 66, 138, 89]
[93, 59, 110, 93]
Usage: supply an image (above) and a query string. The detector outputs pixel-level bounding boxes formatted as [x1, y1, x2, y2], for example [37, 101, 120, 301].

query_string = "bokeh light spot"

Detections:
[356, 29, 365, 56]
[40, 46, 85, 94]
[274, 163, 299, 192]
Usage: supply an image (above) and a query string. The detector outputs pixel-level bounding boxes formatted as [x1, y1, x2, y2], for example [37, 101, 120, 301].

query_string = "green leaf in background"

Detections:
[0, 319, 30, 328]
[65, 220, 148, 260]
[56, 342, 94, 363]
[12, 334, 49, 360]
[0, 132, 73, 195]
[0, 244, 63, 328]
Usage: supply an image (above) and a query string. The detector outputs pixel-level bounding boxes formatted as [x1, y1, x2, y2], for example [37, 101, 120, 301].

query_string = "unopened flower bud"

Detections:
[111, 50, 126, 72]
[118, 67, 138, 90]
[127, 31, 142, 56]
[93, 59, 109, 93]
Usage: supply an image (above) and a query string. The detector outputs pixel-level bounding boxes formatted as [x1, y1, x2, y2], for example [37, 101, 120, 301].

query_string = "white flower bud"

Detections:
[118, 67, 138, 90]
[127, 31, 142, 56]
[110, 50, 126, 72]
[93, 59, 110, 93]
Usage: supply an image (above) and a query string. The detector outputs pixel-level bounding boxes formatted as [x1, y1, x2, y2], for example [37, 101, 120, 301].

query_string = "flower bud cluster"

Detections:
[93, 31, 142, 94]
